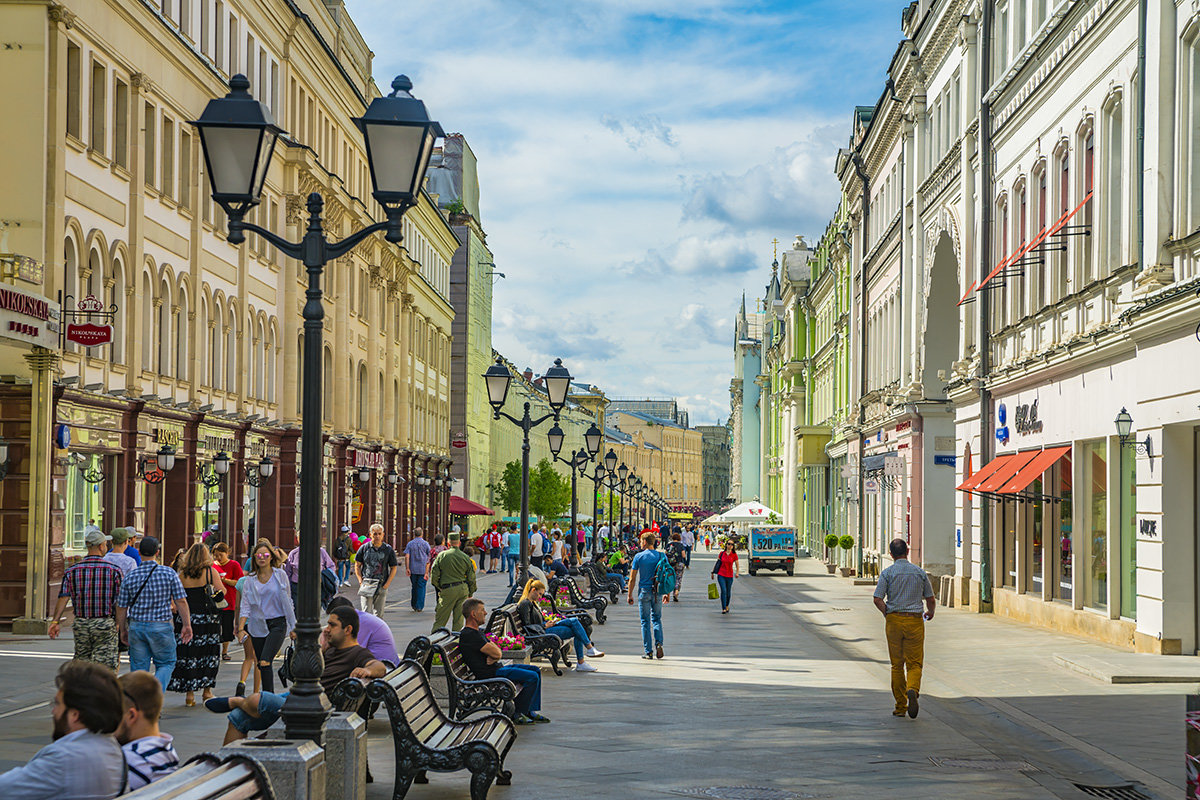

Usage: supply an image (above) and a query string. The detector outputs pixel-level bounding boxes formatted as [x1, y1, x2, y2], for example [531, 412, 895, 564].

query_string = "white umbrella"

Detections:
[716, 500, 780, 522]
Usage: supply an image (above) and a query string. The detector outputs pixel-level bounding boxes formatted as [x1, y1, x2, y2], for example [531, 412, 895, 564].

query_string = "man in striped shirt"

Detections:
[873, 538, 936, 719]
[116, 671, 178, 790]
[49, 529, 123, 671]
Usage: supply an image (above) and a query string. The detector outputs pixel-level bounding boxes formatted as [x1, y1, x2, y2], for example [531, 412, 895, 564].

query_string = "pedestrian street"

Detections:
[0, 553, 1180, 799]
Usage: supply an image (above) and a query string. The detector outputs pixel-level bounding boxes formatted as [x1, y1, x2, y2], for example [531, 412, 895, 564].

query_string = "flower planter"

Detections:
[500, 649, 530, 664]
[839, 567, 855, 577]
[825, 563, 838, 574]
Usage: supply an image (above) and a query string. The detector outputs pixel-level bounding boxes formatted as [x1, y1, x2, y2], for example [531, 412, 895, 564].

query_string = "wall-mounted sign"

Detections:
[1014, 399, 1043, 435]
[65, 322, 113, 347]
[895, 421, 912, 432]
[54, 423, 71, 449]
[1139, 518, 1159, 538]
[934, 454, 956, 467]
[451, 430, 467, 449]
[0, 284, 59, 349]
[352, 449, 385, 469]
[154, 428, 181, 448]
[996, 403, 1010, 444]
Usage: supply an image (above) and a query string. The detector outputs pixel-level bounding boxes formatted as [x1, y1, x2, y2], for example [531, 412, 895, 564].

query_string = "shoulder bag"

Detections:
[207, 567, 229, 609]
[119, 564, 158, 652]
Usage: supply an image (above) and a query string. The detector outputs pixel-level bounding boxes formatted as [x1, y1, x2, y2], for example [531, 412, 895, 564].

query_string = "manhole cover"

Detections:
[1074, 786, 1151, 800]
[673, 788, 813, 800]
[929, 757, 1035, 771]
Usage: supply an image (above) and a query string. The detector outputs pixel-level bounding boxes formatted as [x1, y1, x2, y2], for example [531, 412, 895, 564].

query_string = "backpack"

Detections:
[540, 534, 552, 556]
[320, 567, 338, 608]
[653, 551, 676, 596]
[333, 536, 349, 561]
[666, 541, 683, 568]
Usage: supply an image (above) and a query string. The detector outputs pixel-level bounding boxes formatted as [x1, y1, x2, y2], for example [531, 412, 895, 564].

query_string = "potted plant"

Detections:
[838, 535, 856, 577]
[823, 533, 840, 573]
[486, 631, 528, 662]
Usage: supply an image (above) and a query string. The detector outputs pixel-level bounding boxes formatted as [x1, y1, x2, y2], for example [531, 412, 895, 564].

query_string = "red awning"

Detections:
[977, 450, 1041, 493]
[448, 496, 495, 516]
[996, 445, 1072, 495]
[956, 453, 1015, 493]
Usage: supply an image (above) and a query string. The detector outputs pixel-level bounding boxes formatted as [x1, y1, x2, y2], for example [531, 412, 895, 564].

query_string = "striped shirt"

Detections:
[873, 558, 935, 614]
[58, 556, 123, 618]
[116, 563, 186, 622]
[123, 734, 179, 790]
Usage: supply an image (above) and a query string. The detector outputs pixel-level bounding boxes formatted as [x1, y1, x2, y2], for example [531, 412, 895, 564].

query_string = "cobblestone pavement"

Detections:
[0, 554, 1182, 799]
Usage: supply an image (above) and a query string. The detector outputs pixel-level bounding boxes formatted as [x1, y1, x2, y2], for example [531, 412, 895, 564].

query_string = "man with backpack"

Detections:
[333, 526, 353, 586]
[627, 531, 672, 659]
[529, 527, 546, 569]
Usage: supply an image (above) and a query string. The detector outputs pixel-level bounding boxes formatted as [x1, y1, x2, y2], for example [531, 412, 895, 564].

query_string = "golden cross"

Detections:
[771, 238, 779, 260]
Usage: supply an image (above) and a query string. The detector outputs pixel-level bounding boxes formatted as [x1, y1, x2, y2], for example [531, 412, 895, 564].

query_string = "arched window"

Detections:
[86, 249, 103, 302]
[174, 286, 188, 380]
[1032, 165, 1047, 310]
[392, 378, 400, 440]
[1055, 146, 1070, 300]
[210, 301, 222, 390]
[157, 278, 172, 377]
[225, 306, 237, 393]
[1014, 183, 1027, 321]
[141, 270, 154, 370]
[197, 297, 209, 386]
[266, 323, 277, 404]
[108, 259, 124, 365]
[322, 347, 333, 420]
[1101, 97, 1123, 275]
[356, 362, 367, 430]
[1081, 127, 1095, 283]
[254, 319, 265, 400]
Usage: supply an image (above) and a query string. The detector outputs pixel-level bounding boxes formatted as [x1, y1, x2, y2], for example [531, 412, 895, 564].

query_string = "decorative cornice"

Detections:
[48, 4, 76, 29]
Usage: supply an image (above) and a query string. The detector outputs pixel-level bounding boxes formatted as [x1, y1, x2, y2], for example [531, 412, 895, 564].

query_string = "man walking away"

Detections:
[49, 528, 124, 671]
[873, 538, 936, 718]
[0, 660, 126, 800]
[680, 526, 694, 567]
[628, 531, 665, 659]
[488, 526, 504, 573]
[355, 524, 399, 616]
[333, 525, 353, 586]
[116, 671, 179, 791]
[458, 598, 549, 724]
[404, 528, 432, 612]
[116, 537, 192, 689]
[529, 527, 545, 569]
[505, 525, 521, 586]
[430, 532, 476, 632]
[103, 528, 138, 576]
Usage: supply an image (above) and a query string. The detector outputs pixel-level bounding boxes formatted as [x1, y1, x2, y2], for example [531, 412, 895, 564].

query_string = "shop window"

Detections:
[1001, 499, 1017, 588]
[1029, 474, 1044, 594]
[64, 458, 105, 554]
[1082, 439, 1108, 610]
[1055, 451, 1073, 601]
[1119, 444, 1136, 619]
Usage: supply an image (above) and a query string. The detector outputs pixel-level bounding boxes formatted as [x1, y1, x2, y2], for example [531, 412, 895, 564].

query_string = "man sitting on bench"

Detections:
[458, 597, 550, 725]
[205, 605, 387, 743]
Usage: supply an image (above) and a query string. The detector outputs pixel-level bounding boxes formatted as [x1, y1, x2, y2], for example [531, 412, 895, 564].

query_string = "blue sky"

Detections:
[344, 0, 903, 425]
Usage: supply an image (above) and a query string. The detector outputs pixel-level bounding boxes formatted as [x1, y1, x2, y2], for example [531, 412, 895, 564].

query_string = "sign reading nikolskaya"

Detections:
[0, 284, 59, 349]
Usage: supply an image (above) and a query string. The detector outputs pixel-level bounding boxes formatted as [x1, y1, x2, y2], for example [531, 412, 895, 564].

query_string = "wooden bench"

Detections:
[485, 604, 570, 675]
[547, 575, 607, 624]
[579, 561, 622, 603]
[119, 753, 273, 799]
[404, 629, 518, 720]
[357, 660, 515, 800]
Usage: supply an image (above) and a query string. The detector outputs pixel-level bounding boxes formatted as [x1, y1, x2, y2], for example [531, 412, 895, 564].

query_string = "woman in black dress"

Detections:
[168, 542, 224, 706]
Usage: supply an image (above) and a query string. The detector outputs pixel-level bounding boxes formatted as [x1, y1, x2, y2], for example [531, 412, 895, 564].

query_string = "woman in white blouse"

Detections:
[236, 539, 294, 694]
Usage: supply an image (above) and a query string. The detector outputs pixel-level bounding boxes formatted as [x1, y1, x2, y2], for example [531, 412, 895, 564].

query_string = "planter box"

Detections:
[825, 563, 838, 574]
[500, 649, 530, 664]
[839, 567, 856, 577]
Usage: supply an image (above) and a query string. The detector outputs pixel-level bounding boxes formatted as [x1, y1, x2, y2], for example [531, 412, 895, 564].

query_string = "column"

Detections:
[13, 347, 61, 633]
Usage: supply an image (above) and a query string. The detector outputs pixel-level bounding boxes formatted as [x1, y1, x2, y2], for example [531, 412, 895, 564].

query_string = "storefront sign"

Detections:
[0, 284, 59, 349]
[864, 478, 880, 494]
[1014, 399, 1043, 435]
[54, 424, 71, 449]
[154, 428, 181, 448]
[65, 322, 113, 347]
[247, 438, 280, 459]
[995, 403, 1010, 444]
[202, 432, 238, 454]
[894, 421, 911, 432]
[353, 449, 385, 469]
[451, 431, 467, 449]
[934, 454, 956, 467]
[1139, 518, 1159, 538]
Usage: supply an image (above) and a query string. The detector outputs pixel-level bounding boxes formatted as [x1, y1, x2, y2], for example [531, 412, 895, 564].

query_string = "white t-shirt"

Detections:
[551, 539, 565, 560]
[529, 532, 544, 555]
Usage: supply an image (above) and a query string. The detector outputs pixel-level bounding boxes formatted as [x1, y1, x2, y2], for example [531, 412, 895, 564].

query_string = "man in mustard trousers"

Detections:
[873, 538, 936, 718]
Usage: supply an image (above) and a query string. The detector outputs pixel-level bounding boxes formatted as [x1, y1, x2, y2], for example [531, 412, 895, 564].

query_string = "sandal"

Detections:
[221, 653, 233, 661]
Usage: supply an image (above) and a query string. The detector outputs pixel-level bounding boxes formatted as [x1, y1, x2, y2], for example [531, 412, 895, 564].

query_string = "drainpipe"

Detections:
[852, 151, 870, 579]
[978, 0, 994, 611]
[1135, 0, 1146, 272]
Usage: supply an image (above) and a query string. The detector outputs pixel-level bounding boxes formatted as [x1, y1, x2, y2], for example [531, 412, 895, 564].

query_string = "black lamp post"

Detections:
[616, 462, 629, 534]
[191, 73, 442, 744]
[483, 356, 573, 585]
[590, 463, 606, 555]
[549, 421, 601, 558]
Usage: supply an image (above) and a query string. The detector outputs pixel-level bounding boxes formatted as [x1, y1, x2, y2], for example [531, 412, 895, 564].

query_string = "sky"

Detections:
[345, 0, 903, 426]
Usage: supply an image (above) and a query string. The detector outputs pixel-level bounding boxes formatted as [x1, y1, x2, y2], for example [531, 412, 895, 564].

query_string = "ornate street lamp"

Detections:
[192, 72, 442, 744]
[246, 455, 274, 488]
[550, 421, 602, 558]
[1115, 407, 1153, 457]
[485, 356, 573, 583]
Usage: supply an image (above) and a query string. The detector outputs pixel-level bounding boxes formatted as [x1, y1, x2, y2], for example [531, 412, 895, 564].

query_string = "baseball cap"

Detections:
[340, 525, 351, 533]
[84, 529, 112, 547]
[447, 532, 461, 542]
[110, 527, 131, 544]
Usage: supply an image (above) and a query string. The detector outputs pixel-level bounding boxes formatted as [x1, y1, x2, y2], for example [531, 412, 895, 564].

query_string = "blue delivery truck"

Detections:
[748, 526, 796, 576]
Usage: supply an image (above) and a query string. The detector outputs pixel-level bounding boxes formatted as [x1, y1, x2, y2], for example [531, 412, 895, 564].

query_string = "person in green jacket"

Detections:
[430, 532, 476, 633]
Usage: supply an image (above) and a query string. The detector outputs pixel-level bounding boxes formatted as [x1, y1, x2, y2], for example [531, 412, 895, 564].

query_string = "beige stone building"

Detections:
[0, 0, 456, 626]
[607, 410, 702, 521]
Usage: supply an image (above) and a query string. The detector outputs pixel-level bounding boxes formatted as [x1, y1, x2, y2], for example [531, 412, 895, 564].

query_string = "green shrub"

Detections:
[824, 533, 840, 549]
[838, 534, 855, 550]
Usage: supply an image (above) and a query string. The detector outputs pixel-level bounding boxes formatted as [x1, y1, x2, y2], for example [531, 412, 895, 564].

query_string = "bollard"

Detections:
[261, 713, 366, 800]
[219, 738, 325, 800]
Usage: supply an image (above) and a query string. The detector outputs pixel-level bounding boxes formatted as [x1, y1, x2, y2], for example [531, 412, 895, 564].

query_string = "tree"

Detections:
[529, 458, 571, 521]
[486, 460, 522, 515]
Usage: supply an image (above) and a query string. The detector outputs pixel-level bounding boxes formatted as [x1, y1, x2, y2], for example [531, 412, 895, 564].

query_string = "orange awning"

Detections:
[996, 445, 1072, 496]
[956, 453, 1015, 493]
[976, 450, 1041, 493]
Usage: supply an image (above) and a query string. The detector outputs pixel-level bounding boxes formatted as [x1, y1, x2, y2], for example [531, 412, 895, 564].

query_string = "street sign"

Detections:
[451, 430, 467, 448]
[65, 322, 114, 347]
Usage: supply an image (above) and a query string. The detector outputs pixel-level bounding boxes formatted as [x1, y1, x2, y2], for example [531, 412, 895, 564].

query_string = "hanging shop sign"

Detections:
[60, 295, 115, 348]
[65, 321, 113, 347]
[0, 283, 59, 349]
[451, 430, 467, 449]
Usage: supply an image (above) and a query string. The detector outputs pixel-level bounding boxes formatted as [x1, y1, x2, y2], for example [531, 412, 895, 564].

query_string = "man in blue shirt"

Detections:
[505, 526, 521, 586]
[628, 531, 665, 660]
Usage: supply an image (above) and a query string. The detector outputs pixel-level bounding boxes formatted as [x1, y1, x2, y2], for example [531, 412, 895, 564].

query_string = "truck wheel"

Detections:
[748, 568, 757, 576]
[786, 567, 794, 576]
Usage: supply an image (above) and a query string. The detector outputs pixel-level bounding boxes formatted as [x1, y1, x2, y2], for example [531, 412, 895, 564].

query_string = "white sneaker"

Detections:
[574, 662, 599, 672]
[585, 647, 605, 658]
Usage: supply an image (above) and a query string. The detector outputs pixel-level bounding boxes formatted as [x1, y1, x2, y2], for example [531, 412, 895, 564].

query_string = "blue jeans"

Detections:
[507, 554, 518, 585]
[128, 620, 177, 689]
[637, 588, 663, 655]
[336, 560, 352, 583]
[607, 572, 627, 590]
[496, 664, 541, 716]
[716, 575, 733, 609]
[229, 690, 288, 733]
[545, 617, 591, 661]
[410, 573, 428, 611]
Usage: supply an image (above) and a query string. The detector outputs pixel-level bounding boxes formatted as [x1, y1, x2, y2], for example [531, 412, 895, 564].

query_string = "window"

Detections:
[161, 118, 175, 199]
[210, 307, 222, 388]
[245, 34, 255, 90]
[179, 131, 192, 209]
[108, 259, 124, 364]
[1033, 166, 1047, 309]
[1015, 0, 1027, 52]
[1055, 148, 1070, 299]
[1186, 33, 1200, 232]
[227, 15, 239, 75]
[1082, 439, 1108, 610]
[157, 281, 171, 376]
[997, 3, 1010, 73]
[1082, 129, 1095, 283]
[200, 0, 211, 56]
[90, 61, 106, 154]
[1015, 185, 1027, 320]
[1119, 442, 1136, 619]
[66, 41, 81, 140]
[1102, 99, 1123, 274]
[113, 79, 129, 168]
[214, 2, 225, 69]
[143, 103, 156, 188]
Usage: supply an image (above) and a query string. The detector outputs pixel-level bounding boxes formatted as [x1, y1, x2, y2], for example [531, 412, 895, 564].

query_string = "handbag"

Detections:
[707, 582, 719, 600]
[207, 568, 229, 610]
[357, 577, 380, 598]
